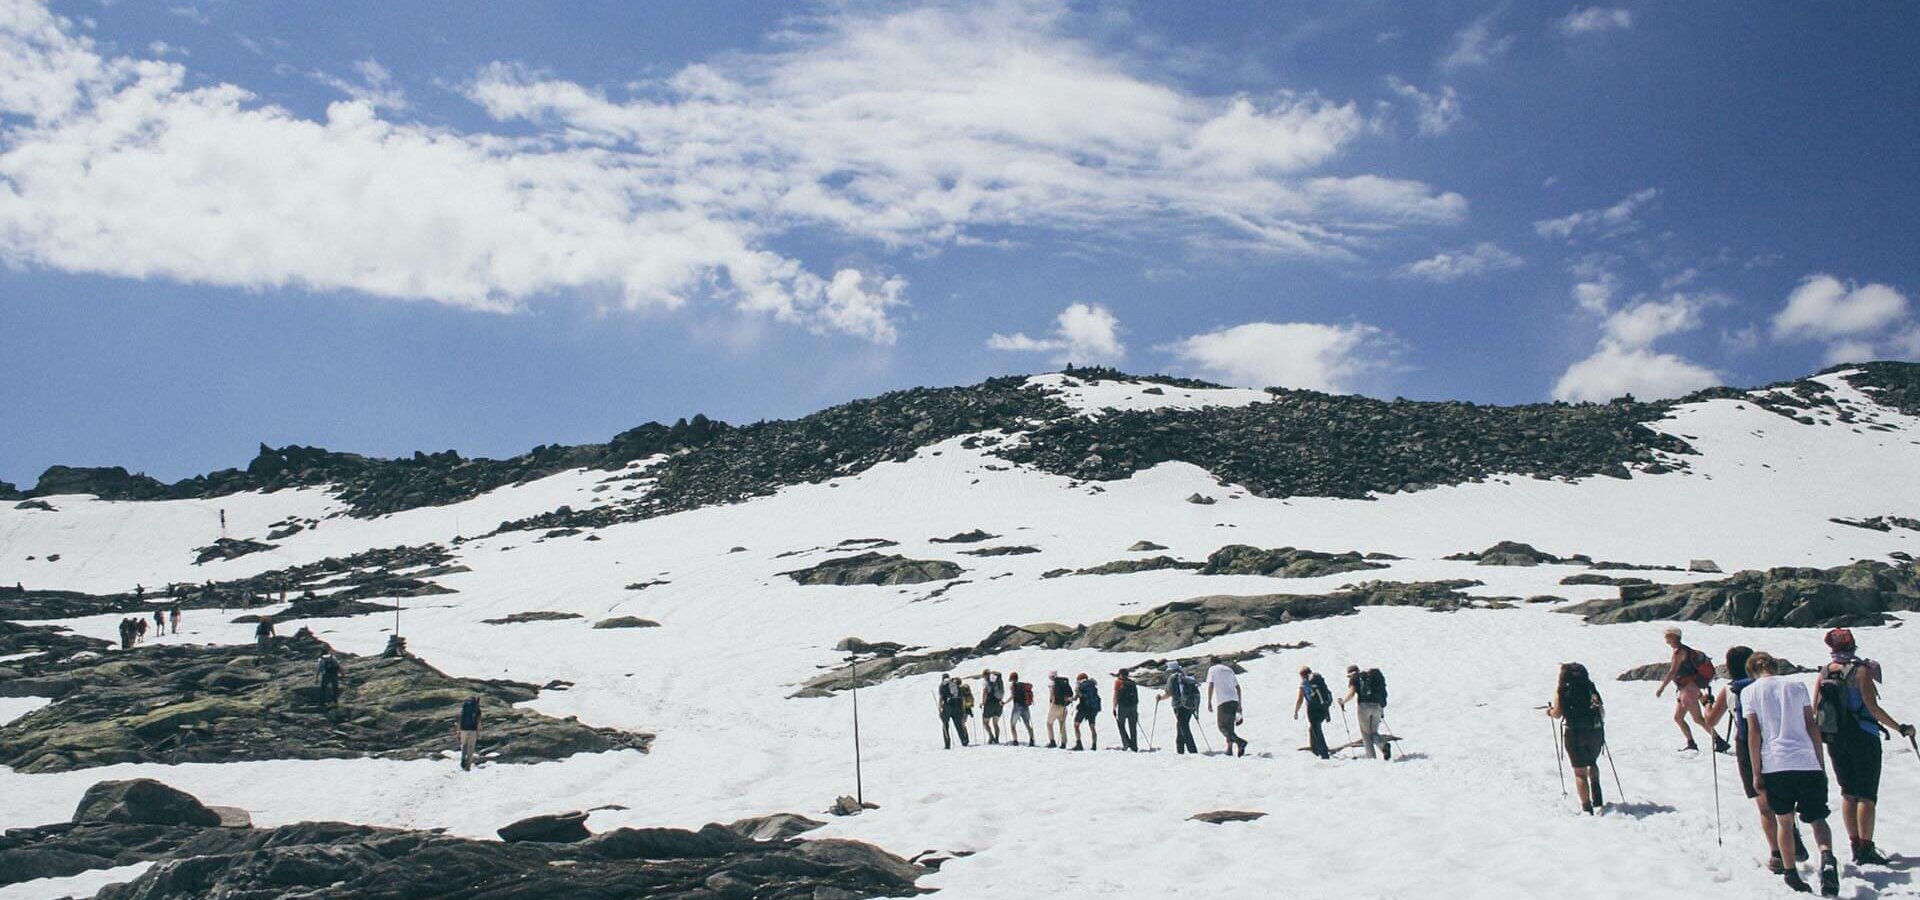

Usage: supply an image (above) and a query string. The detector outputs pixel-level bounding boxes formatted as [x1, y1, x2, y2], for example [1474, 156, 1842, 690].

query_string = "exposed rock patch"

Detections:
[1045, 556, 1203, 578]
[73, 780, 221, 828]
[593, 617, 661, 630]
[958, 545, 1040, 557]
[1446, 541, 1568, 566]
[782, 553, 962, 586]
[1191, 810, 1266, 824]
[1832, 515, 1920, 533]
[1563, 560, 1920, 628]
[1128, 540, 1168, 552]
[191, 538, 277, 565]
[930, 529, 998, 544]
[1199, 545, 1388, 578]
[498, 811, 590, 844]
[482, 611, 583, 625]
[1617, 658, 1814, 682]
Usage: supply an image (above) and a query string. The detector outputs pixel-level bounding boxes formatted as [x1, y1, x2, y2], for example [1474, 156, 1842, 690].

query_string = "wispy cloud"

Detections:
[1384, 76, 1462, 136]
[1440, 16, 1513, 71]
[1534, 188, 1660, 241]
[1398, 242, 1521, 282]
[1556, 7, 1633, 36]
[1165, 321, 1398, 393]
[311, 59, 408, 112]
[1553, 291, 1725, 401]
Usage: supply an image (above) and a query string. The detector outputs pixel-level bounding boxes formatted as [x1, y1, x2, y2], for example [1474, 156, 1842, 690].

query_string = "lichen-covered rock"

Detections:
[593, 616, 661, 629]
[482, 611, 583, 625]
[1446, 541, 1567, 566]
[1199, 545, 1388, 578]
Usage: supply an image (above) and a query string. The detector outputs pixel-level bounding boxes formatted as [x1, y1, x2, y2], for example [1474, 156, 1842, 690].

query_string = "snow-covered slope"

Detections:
[3, 368, 1919, 899]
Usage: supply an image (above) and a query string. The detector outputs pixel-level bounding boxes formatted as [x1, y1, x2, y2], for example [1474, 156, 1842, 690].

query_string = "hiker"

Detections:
[457, 696, 482, 770]
[118, 618, 135, 650]
[1814, 628, 1916, 866]
[937, 675, 970, 748]
[1654, 627, 1728, 753]
[1744, 650, 1841, 895]
[1046, 671, 1073, 749]
[979, 669, 1006, 745]
[1008, 671, 1037, 746]
[254, 618, 275, 647]
[153, 608, 166, 636]
[1707, 645, 1805, 873]
[317, 652, 342, 707]
[168, 605, 181, 634]
[1294, 666, 1333, 759]
[1162, 662, 1201, 755]
[1112, 670, 1141, 752]
[1205, 658, 1249, 756]
[959, 677, 977, 733]
[134, 584, 144, 599]
[1072, 673, 1101, 751]
[134, 618, 148, 642]
[1548, 662, 1608, 814]
[1341, 665, 1392, 760]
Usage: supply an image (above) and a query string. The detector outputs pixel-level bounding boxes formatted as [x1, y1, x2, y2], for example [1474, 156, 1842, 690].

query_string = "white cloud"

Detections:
[1440, 18, 1513, 71]
[1556, 8, 1633, 36]
[312, 59, 407, 112]
[1552, 344, 1718, 402]
[1553, 292, 1724, 402]
[1399, 241, 1521, 282]
[1165, 321, 1394, 393]
[1534, 187, 1659, 241]
[1771, 274, 1909, 342]
[1384, 76, 1461, 136]
[987, 301, 1124, 364]
[0, 0, 1467, 343]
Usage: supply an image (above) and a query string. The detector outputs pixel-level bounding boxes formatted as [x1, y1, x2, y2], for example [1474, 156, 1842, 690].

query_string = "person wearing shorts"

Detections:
[1007, 672, 1036, 746]
[1045, 671, 1072, 749]
[1743, 651, 1839, 895]
[1816, 628, 1916, 865]
[1706, 646, 1803, 872]
[1654, 627, 1725, 753]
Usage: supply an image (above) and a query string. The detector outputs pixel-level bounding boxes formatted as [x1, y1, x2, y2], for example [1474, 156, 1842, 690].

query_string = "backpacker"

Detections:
[1561, 675, 1604, 732]
[1676, 646, 1715, 688]
[1077, 681, 1101, 714]
[961, 683, 975, 714]
[1051, 676, 1073, 706]
[1115, 679, 1139, 709]
[1012, 681, 1034, 707]
[985, 673, 1004, 705]
[1172, 673, 1201, 711]
[1356, 668, 1388, 706]
[1817, 661, 1882, 743]
[1307, 674, 1333, 721]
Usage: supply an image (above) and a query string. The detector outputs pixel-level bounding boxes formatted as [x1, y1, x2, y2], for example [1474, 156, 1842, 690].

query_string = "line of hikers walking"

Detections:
[115, 606, 183, 649]
[937, 659, 1390, 760]
[1551, 626, 1917, 897]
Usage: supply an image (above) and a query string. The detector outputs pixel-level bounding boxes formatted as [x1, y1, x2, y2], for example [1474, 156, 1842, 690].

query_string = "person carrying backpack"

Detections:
[1294, 666, 1333, 759]
[316, 652, 342, 707]
[937, 675, 970, 749]
[1205, 657, 1249, 757]
[1707, 645, 1807, 874]
[979, 669, 1006, 745]
[456, 696, 482, 771]
[1008, 671, 1036, 746]
[1743, 651, 1841, 895]
[1112, 671, 1141, 752]
[1814, 628, 1915, 866]
[1654, 627, 1728, 753]
[1548, 662, 1608, 813]
[1072, 673, 1101, 751]
[1340, 664, 1392, 760]
[1047, 671, 1074, 749]
[1162, 662, 1200, 755]
[168, 605, 181, 635]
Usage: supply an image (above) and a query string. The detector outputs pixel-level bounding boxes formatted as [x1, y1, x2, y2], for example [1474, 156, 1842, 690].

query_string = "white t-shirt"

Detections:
[1206, 664, 1240, 704]
[1744, 675, 1821, 774]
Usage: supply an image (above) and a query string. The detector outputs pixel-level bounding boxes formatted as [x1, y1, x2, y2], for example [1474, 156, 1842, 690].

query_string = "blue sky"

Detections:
[2, 0, 1917, 484]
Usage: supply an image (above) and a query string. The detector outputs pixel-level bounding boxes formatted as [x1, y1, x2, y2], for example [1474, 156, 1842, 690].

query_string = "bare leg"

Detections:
[1755, 798, 1783, 858]
[1858, 798, 1876, 845]
[1673, 702, 1696, 745]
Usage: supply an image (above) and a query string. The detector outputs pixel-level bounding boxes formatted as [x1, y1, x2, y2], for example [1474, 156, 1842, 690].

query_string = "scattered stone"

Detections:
[482, 611, 584, 625]
[1832, 515, 1920, 533]
[72, 779, 220, 828]
[498, 811, 591, 844]
[1563, 560, 1920, 628]
[593, 617, 661, 630]
[1688, 559, 1723, 573]
[1127, 540, 1168, 552]
[782, 553, 962, 587]
[1185, 493, 1217, 505]
[930, 529, 998, 544]
[624, 580, 669, 591]
[1190, 810, 1266, 824]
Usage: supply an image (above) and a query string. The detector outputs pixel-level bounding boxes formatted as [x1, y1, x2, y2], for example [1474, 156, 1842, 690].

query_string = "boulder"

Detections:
[482, 611, 583, 625]
[593, 617, 661, 630]
[72, 779, 220, 827]
[781, 553, 962, 587]
[1447, 541, 1564, 566]
[1565, 560, 1920, 628]
[930, 529, 997, 544]
[1689, 559, 1723, 573]
[724, 813, 826, 842]
[1198, 545, 1387, 579]
[1185, 493, 1217, 505]
[498, 811, 591, 844]
[1127, 540, 1168, 552]
[1190, 810, 1266, 824]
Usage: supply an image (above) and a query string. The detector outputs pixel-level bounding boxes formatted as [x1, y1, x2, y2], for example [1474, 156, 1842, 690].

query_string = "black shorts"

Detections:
[1075, 707, 1097, 724]
[1563, 726, 1604, 768]
[1736, 740, 1758, 800]
[982, 700, 1003, 717]
[1829, 733, 1883, 801]
[1761, 771, 1832, 821]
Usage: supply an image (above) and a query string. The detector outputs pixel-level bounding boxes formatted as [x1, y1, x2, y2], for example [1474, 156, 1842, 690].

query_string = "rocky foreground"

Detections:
[0, 779, 927, 898]
[0, 630, 649, 773]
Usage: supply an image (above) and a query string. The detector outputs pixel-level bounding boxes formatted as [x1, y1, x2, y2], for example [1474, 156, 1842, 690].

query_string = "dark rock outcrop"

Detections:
[191, 538, 277, 565]
[1045, 556, 1203, 578]
[72, 780, 221, 828]
[482, 611, 583, 625]
[593, 616, 661, 630]
[959, 545, 1040, 557]
[782, 553, 962, 587]
[1445, 541, 1568, 566]
[498, 811, 591, 844]
[1563, 560, 1920, 628]
[1559, 573, 1652, 587]
[0, 630, 650, 773]
[0, 619, 109, 659]
[1618, 658, 1814, 682]
[930, 529, 998, 544]
[1199, 545, 1389, 578]
[1190, 810, 1266, 824]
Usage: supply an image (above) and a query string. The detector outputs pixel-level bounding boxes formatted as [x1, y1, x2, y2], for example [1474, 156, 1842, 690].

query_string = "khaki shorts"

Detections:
[1047, 704, 1068, 724]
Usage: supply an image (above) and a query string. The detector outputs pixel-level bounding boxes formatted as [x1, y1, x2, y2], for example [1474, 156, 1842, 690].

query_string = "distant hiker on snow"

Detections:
[317, 651, 343, 707]
[1112, 670, 1141, 752]
[1744, 651, 1841, 895]
[1654, 627, 1728, 753]
[153, 608, 166, 636]
[1707, 645, 1806, 873]
[1341, 665, 1391, 760]
[1548, 662, 1607, 814]
[117, 618, 136, 650]
[1046, 671, 1073, 749]
[1008, 671, 1037, 746]
[937, 675, 970, 749]
[168, 605, 181, 634]
[1072, 673, 1101, 751]
[255, 618, 274, 647]
[457, 696, 482, 771]
[979, 669, 1006, 745]
[1206, 658, 1249, 757]
[1814, 628, 1914, 866]
[1162, 662, 1201, 755]
[1294, 666, 1333, 759]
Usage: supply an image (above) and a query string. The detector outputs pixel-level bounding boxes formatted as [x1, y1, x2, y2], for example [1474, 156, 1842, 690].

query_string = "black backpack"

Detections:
[1172, 674, 1201, 711]
[1077, 681, 1101, 714]
[1356, 669, 1388, 706]
[1116, 679, 1139, 708]
[985, 674, 1004, 704]
[1307, 674, 1333, 719]
[1560, 670, 1604, 731]
[1817, 661, 1880, 743]
[1051, 677, 1074, 705]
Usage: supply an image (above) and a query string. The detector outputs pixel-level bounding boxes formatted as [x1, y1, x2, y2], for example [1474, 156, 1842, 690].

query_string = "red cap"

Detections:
[1825, 627, 1857, 651]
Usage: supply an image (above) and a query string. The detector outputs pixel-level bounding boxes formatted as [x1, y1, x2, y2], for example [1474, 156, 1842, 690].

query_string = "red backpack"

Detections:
[1012, 681, 1034, 707]
[1677, 646, 1715, 688]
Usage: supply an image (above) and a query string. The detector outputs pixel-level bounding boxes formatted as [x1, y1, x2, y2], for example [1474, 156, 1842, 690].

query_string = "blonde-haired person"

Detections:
[1744, 651, 1840, 895]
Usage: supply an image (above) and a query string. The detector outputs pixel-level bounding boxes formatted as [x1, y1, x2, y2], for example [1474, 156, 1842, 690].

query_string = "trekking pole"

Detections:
[1340, 703, 1353, 741]
[1602, 744, 1626, 804]
[1548, 714, 1566, 796]
[1197, 711, 1215, 753]
[1708, 731, 1722, 845]
[1149, 697, 1161, 751]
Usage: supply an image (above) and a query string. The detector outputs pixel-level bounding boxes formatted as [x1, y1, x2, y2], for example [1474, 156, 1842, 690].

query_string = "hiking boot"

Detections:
[1768, 852, 1785, 874]
[1046, 740, 1056, 749]
[1679, 741, 1699, 753]
[1072, 742, 1084, 751]
[1819, 852, 1839, 896]
[1711, 735, 1730, 753]
[1782, 868, 1812, 893]
[1589, 774, 1604, 807]
[1854, 840, 1890, 865]
[1795, 832, 1810, 862]
[1581, 802, 1594, 815]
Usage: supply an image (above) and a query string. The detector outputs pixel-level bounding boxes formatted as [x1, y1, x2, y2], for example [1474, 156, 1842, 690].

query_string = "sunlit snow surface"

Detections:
[2, 371, 1918, 899]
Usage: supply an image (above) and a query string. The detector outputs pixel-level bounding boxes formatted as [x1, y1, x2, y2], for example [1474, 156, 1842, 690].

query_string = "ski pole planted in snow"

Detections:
[1149, 696, 1161, 751]
[1548, 711, 1566, 796]
[1602, 744, 1626, 804]
[1709, 730, 1723, 845]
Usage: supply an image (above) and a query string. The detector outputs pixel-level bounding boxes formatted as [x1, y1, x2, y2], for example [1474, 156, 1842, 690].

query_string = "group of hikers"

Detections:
[1551, 626, 1917, 896]
[935, 660, 1391, 761]
[115, 606, 181, 648]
